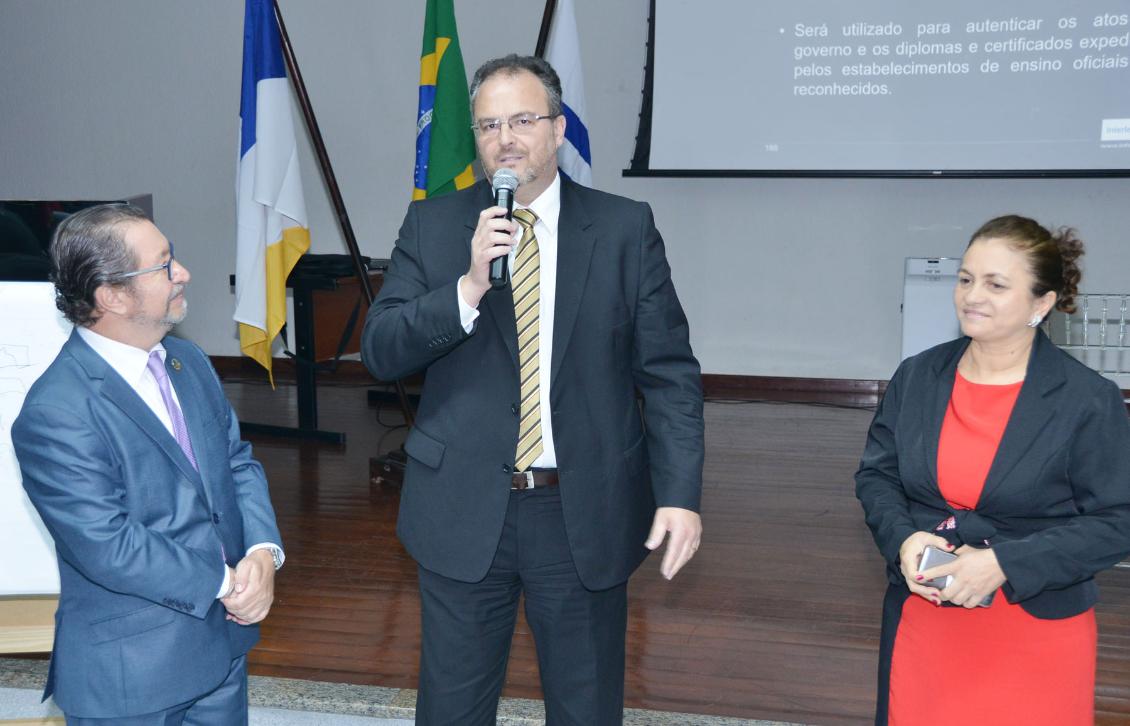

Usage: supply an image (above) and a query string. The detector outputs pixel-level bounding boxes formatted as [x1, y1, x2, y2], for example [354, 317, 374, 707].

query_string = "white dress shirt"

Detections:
[77, 326, 182, 437]
[76, 327, 283, 597]
[457, 172, 561, 468]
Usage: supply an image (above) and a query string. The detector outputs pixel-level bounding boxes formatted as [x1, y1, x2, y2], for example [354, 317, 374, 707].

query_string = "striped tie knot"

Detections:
[512, 208, 538, 254]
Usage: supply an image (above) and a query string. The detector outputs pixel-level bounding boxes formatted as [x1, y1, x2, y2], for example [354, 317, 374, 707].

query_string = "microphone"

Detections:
[489, 169, 519, 289]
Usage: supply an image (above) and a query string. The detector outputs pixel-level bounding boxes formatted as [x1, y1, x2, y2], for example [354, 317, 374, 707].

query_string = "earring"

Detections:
[1027, 315, 1042, 328]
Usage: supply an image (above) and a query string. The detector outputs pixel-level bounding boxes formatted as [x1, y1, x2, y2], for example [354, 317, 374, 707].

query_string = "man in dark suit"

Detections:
[12, 204, 283, 725]
[363, 54, 704, 725]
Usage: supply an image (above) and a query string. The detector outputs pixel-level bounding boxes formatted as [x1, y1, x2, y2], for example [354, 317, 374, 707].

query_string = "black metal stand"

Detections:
[240, 4, 417, 462]
[290, 277, 339, 439]
[264, 2, 414, 480]
[233, 270, 358, 444]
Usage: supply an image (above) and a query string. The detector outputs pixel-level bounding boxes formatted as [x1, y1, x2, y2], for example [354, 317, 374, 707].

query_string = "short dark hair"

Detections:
[469, 54, 563, 118]
[968, 214, 1085, 315]
[50, 203, 149, 326]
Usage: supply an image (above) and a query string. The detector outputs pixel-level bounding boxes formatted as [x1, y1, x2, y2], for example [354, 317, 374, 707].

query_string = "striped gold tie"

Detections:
[511, 208, 543, 472]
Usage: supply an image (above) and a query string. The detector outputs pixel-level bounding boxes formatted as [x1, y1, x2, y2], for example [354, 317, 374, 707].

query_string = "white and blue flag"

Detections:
[234, 0, 310, 382]
[543, 0, 592, 186]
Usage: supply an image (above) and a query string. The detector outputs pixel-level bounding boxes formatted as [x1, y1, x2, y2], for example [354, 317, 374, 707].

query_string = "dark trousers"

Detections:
[415, 486, 628, 726]
[65, 655, 248, 726]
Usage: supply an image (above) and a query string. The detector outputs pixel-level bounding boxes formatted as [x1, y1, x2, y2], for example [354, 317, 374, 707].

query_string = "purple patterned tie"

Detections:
[147, 351, 198, 470]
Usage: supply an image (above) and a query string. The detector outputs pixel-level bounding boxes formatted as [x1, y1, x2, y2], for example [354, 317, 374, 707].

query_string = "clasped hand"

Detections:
[900, 531, 1006, 608]
[221, 549, 276, 625]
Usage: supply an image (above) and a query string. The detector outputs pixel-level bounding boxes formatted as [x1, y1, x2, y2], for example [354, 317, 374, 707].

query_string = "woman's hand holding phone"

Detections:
[899, 531, 955, 603]
[919, 545, 1006, 609]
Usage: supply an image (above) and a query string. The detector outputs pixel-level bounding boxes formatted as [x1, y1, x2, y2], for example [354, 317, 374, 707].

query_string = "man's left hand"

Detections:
[221, 549, 276, 625]
[645, 507, 702, 580]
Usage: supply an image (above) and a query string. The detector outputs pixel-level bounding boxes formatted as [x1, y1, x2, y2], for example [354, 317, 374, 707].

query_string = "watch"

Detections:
[266, 546, 284, 570]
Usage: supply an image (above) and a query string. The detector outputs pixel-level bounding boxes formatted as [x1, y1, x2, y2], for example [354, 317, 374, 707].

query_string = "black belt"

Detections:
[510, 469, 559, 490]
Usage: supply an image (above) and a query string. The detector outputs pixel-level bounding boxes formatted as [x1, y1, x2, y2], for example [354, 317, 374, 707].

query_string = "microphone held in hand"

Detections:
[489, 169, 519, 289]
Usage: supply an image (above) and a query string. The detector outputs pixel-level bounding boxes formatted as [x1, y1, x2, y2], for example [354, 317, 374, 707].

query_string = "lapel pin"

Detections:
[170, 358, 182, 371]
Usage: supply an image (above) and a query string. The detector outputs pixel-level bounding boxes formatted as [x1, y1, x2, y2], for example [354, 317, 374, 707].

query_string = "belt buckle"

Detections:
[520, 470, 535, 490]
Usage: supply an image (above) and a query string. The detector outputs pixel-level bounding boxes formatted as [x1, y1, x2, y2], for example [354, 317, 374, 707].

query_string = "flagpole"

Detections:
[271, 0, 371, 303]
[534, 0, 558, 57]
[270, 0, 416, 428]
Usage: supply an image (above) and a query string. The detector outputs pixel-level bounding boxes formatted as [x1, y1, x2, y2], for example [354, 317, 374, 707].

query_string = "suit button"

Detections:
[502, 464, 512, 473]
[510, 403, 519, 415]
[212, 513, 220, 524]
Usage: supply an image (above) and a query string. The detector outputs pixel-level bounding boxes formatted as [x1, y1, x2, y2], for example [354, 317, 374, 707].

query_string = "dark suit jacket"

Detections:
[856, 331, 1130, 618]
[362, 178, 704, 590]
[12, 332, 281, 718]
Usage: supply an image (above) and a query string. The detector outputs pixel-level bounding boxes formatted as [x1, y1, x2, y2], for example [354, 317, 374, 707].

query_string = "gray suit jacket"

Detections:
[13, 331, 281, 718]
[362, 178, 704, 589]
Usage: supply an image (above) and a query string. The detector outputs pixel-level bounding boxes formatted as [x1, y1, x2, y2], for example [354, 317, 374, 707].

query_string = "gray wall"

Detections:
[2, 1, 1128, 379]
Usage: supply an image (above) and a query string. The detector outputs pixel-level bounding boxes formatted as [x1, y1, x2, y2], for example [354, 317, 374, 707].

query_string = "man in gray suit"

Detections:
[13, 203, 283, 724]
[363, 55, 705, 725]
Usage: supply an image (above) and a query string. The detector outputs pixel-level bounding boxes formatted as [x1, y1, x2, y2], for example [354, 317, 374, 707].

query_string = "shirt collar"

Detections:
[518, 171, 561, 232]
[77, 326, 166, 387]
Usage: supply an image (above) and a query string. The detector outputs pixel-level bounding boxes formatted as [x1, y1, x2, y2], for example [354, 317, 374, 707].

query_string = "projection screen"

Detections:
[632, 0, 1130, 176]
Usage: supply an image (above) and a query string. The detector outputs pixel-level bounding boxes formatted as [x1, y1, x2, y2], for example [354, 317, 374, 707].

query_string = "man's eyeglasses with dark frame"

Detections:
[471, 113, 560, 137]
[117, 242, 176, 281]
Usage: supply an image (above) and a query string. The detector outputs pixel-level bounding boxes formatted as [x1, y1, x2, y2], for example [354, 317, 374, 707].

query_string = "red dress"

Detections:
[888, 372, 1096, 725]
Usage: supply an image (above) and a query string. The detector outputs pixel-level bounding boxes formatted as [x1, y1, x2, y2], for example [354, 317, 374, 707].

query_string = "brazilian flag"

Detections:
[414, 0, 476, 199]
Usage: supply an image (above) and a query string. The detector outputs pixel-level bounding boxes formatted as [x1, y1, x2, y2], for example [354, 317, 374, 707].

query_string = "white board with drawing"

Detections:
[0, 281, 71, 595]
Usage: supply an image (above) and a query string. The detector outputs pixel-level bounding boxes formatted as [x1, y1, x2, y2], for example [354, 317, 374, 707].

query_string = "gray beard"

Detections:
[161, 299, 187, 327]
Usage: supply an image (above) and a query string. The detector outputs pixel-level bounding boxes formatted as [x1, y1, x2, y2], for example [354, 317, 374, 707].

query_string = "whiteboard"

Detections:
[0, 282, 71, 595]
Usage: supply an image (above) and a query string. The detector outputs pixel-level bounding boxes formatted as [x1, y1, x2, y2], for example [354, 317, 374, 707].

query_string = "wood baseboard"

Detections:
[701, 373, 886, 407]
[209, 356, 887, 406]
[210, 356, 1128, 411]
[210, 356, 376, 386]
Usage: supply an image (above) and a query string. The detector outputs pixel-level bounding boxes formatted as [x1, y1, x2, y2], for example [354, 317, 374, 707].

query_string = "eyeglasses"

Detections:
[118, 242, 175, 281]
[471, 113, 559, 137]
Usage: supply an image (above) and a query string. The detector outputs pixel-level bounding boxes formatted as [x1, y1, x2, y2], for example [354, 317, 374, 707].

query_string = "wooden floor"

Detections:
[224, 380, 1130, 725]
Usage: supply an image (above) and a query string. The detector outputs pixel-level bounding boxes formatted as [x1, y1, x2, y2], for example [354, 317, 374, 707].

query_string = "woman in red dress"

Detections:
[856, 215, 1130, 725]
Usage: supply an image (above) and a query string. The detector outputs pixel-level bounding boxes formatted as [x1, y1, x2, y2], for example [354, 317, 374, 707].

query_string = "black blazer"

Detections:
[856, 331, 1130, 618]
[361, 178, 704, 590]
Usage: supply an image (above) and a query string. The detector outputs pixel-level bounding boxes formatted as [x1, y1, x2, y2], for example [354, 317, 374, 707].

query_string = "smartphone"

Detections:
[917, 545, 956, 589]
[916, 545, 995, 607]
